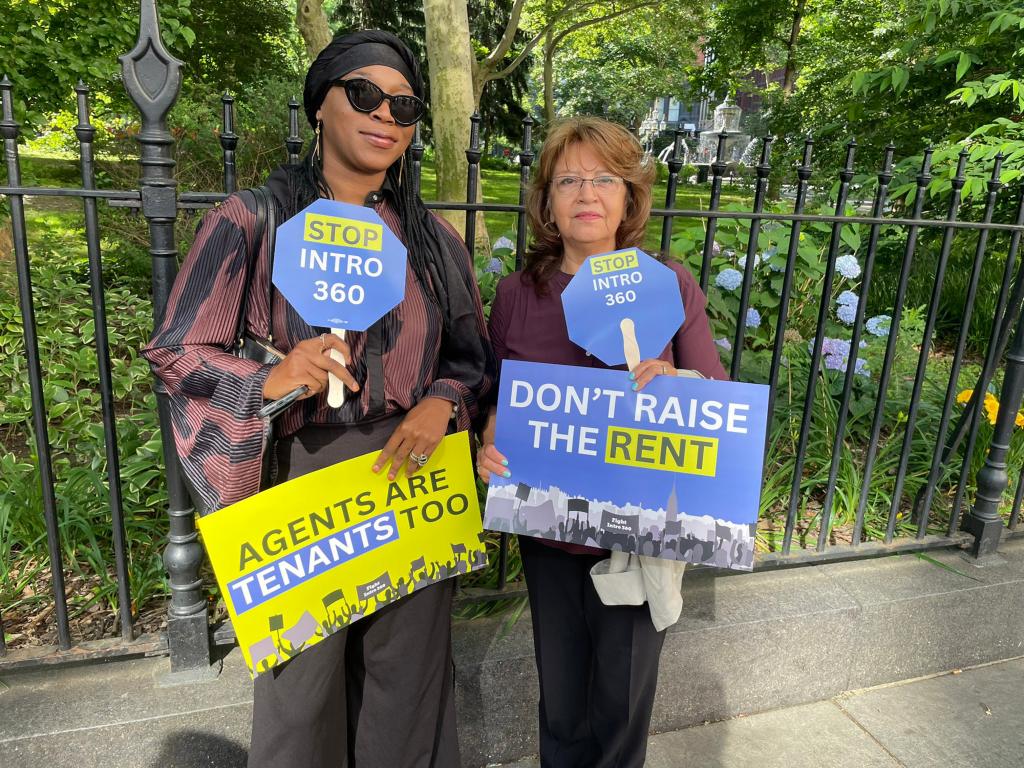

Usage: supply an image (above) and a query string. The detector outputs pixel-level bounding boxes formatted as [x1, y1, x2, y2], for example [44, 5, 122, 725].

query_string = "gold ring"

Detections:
[662, 365, 667, 375]
[320, 333, 327, 351]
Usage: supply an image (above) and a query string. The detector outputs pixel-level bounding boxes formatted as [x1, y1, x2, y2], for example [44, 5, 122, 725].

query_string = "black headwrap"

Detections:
[285, 30, 494, 421]
[303, 33, 420, 128]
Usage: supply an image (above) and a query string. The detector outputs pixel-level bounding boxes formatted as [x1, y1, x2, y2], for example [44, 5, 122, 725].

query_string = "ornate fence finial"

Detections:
[120, 0, 182, 122]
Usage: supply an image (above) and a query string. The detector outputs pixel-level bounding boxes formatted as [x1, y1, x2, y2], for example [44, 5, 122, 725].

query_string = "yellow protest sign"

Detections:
[197, 431, 486, 677]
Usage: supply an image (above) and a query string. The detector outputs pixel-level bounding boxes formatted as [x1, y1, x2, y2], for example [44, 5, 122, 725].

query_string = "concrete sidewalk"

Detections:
[5, 539, 1024, 766]
[502, 658, 1024, 767]
[2, 647, 1022, 767]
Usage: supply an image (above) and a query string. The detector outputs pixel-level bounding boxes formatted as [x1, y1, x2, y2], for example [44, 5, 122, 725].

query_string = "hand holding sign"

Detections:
[561, 248, 685, 368]
[262, 333, 357, 403]
[273, 198, 407, 408]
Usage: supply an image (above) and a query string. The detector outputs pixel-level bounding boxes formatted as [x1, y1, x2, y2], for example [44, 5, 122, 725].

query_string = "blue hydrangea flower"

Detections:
[837, 290, 859, 307]
[715, 268, 743, 291]
[492, 236, 515, 252]
[484, 257, 503, 275]
[836, 254, 862, 280]
[823, 353, 846, 371]
[738, 253, 763, 270]
[745, 308, 761, 328]
[866, 314, 891, 337]
[809, 336, 870, 377]
[837, 302, 857, 325]
[714, 337, 732, 351]
[813, 337, 848, 358]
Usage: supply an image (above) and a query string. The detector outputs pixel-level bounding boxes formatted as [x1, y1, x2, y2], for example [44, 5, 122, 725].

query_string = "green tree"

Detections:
[330, 0, 530, 144]
[177, 1, 299, 92]
[693, 0, 815, 100]
[0, 0, 195, 130]
[849, 0, 1024, 199]
[700, 0, 1023, 197]
[1, 1, 299, 132]
[550, 6, 699, 127]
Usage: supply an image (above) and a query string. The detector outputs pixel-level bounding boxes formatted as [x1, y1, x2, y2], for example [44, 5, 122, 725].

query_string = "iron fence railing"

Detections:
[2, 0, 1023, 672]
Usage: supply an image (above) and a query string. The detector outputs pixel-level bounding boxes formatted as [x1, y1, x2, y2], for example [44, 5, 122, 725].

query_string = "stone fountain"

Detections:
[691, 97, 755, 179]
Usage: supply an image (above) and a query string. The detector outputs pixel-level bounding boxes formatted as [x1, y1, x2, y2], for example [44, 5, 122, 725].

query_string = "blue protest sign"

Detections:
[560, 248, 685, 366]
[483, 360, 769, 571]
[272, 198, 406, 330]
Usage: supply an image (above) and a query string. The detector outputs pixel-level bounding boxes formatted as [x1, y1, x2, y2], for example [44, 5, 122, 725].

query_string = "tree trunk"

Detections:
[423, 0, 477, 233]
[296, 0, 332, 61]
[543, 41, 556, 124]
[782, 0, 806, 96]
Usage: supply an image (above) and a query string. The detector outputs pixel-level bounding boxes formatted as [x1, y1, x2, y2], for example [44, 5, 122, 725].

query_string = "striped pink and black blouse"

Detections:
[143, 182, 492, 512]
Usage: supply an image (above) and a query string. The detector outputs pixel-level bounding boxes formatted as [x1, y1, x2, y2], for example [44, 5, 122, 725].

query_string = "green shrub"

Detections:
[670, 197, 1024, 547]
[0, 243, 167, 627]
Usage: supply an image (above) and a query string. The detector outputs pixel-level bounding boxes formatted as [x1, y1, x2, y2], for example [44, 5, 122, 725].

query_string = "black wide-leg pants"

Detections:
[247, 418, 460, 768]
[518, 536, 666, 768]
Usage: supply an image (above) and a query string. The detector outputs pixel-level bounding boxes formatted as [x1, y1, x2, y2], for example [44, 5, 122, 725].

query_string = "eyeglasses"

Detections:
[333, 78, 425, 126]
[550, 175, 625, 196]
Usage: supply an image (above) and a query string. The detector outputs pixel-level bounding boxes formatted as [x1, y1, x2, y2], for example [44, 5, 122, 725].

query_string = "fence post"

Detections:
[464, 112, 482, 254]
[121, 0, 212, 675]
[964, 300, 1024, 559]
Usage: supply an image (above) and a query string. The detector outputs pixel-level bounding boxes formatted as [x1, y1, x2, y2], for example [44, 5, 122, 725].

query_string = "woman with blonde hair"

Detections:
[476, 117, 725, 767]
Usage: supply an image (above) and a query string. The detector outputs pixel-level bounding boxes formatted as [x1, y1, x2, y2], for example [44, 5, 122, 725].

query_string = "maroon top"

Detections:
[142, 184, 491, 512]
[487, 261, 728, 555]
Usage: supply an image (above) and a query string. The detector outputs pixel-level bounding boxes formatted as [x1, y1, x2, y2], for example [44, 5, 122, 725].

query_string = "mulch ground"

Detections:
[2, 566, 168, 650]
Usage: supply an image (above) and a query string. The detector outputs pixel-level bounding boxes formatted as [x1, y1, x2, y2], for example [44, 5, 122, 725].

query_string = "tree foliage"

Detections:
[1, 1, 299, 133]
[700, 0, 1024, 201]
[330, 0, 529, 142]
[1, 0, 194, 129]
[550, 5, 699, 127]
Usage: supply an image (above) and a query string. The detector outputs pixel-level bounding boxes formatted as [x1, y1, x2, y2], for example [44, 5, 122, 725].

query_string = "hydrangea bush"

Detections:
[671, 200, 882, 384]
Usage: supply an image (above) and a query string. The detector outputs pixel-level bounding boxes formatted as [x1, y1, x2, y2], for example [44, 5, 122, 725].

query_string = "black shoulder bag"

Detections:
[229, 186, 280, 495]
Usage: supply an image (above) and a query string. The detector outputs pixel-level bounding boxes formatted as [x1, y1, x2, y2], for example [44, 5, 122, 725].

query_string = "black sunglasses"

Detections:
[333, 78, 425, 126]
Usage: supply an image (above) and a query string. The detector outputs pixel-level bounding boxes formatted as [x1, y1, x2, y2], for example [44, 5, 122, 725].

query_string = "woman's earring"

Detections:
[398, 153, 405, 186]
[313, 120, 323, 162]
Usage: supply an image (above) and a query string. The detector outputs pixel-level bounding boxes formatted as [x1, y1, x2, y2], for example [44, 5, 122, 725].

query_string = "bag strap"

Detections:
[233, 186, 271, 345]
[263, 186, 277, 342]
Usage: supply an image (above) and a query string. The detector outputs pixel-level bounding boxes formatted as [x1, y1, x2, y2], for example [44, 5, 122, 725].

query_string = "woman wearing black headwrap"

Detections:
[143, 29, 494, 768]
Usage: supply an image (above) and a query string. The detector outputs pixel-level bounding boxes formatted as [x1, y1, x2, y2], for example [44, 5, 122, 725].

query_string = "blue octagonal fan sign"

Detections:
[272, 198, 406, 330]
[561, 248, 685, 366]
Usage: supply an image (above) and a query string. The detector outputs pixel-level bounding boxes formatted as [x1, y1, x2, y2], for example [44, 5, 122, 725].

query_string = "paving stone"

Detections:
[494, 702, 901, 768]
[1, 702, 252, 768]
[839, 659, 1024, 768]
[644, 701, 901, 768]
[0, 649, 253, 742]
[843, 581, 1024, 689]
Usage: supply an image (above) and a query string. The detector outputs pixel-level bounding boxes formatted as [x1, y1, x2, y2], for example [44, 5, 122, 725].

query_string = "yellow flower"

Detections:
[955, 389, 1024, 428]
[984, 393, 1000, 425]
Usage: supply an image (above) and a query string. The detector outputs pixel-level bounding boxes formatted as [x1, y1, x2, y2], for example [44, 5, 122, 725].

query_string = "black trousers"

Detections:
[248, 418, 460, 768]
[519, 536, 666, 768]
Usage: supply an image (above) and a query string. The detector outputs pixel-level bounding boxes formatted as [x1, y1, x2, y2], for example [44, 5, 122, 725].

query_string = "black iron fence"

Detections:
[2, 1, 1024, 673]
